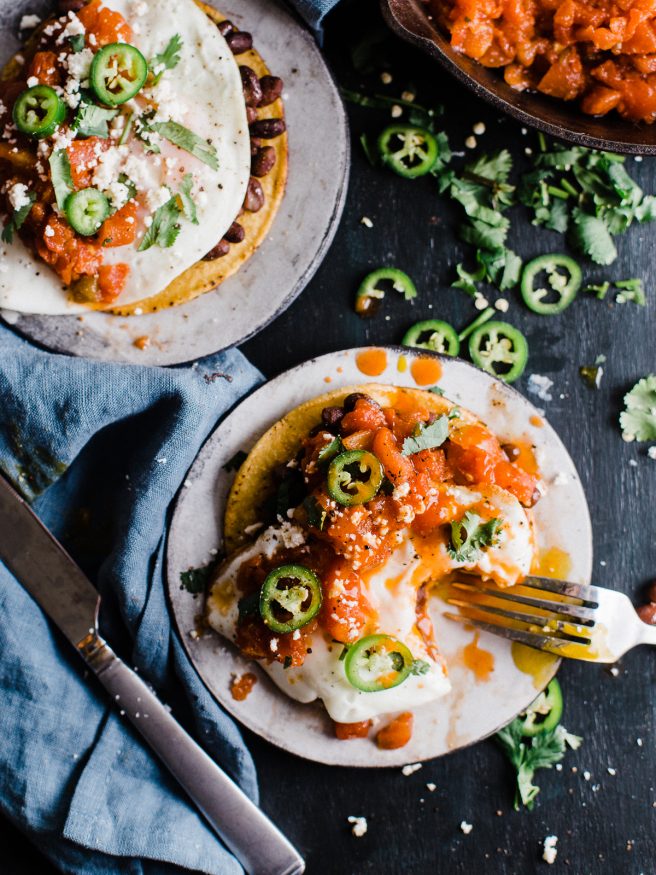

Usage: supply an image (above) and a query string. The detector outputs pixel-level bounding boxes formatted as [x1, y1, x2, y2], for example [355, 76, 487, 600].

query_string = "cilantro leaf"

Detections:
[569, 208, 617, 265]
[73, 101, 119, 138]
[150, 34, 183, 85]
[620, 375, 656, 441]
[1, 189, 36, 243]
[496, 713, 581, 810]
[409, 659, 430, 676]
[69, 33, 85, 52]
[177, 172, 199, 224]
[447, 511, 502, 563]
[402, 416, 449, 455]
[138, 194, 182, 251]
[49, 150, 74, 211]
[180, 563, 213, 594]
[303, 495, 327, 531]
[149, 120, 219, 170]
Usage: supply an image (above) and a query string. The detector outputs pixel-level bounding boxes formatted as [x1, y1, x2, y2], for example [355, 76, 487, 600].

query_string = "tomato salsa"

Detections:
[429, 0, 656, 122]
[229, 388, 540, 744]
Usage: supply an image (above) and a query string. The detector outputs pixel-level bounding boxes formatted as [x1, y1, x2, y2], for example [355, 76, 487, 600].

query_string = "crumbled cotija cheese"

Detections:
[19, 14, 41, 30]
[347, 816, 367, 837]
[542, 835, 558, 864]
[7, 182, 31, 212]
[460, 821, 473, 834]
[401, 763, 422, 776]
[527, 374, 554, 402]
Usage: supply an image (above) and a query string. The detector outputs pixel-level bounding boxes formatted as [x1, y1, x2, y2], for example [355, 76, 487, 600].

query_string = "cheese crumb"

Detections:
[360, 216, 373, 228]
[7, 182, 31, 211]
[460, 821, 473, 834]
[347, 816, 367, 837]
[607, 767, 617, 776]
[542, 835, 558, 864]
[472, 121, 486, 135]
[401, 763, 422, 776]
[527, 373, 554, 402]
[648, 446, 656, 460]
[19, 14, 41, 30]
[26, 76, 39, 88]
[426, 783, 436, 792]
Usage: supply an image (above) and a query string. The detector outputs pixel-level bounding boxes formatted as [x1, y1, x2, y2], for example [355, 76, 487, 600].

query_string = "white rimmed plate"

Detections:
[0, 0, 349, 364]
[166, 347, 592, 766]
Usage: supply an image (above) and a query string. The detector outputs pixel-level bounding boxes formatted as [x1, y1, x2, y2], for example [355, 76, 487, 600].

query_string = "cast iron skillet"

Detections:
[382, 0, 656, 155]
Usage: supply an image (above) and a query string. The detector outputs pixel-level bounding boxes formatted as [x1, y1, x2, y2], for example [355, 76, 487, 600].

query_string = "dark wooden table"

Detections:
[3, 0, 656, 871]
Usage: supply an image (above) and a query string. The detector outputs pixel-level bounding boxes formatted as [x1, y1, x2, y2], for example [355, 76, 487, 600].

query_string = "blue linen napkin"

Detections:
[0, 325, 264, 874]
[287, 0, 340, 30]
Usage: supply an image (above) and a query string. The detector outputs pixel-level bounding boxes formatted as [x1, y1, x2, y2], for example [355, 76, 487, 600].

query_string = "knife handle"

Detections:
[79, 635, 305, 875]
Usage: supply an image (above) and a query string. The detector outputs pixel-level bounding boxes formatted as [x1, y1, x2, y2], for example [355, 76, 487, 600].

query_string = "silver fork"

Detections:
[443, 576, 656, 662]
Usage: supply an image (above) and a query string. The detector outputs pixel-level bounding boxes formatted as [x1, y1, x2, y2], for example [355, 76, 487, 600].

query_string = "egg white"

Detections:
[0, 0, 250, 314]
[207, 483, 534, 723]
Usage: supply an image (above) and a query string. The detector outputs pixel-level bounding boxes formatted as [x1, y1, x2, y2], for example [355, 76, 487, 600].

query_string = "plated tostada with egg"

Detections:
[206, 380, 546, 748]
[0, 0, 287, 315]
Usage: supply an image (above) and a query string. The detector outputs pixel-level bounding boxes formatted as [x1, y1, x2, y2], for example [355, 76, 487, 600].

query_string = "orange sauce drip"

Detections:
[133, 335, 150, 350]
[356, 348, 388, 377]
[529, 414, 544, 428]
[230, 672, 257, 702]
[532, 546, 573, 579]
[410, 356, 442, 386]
[513, 439, 539, 476]
[397, 354, 408, 373]
[324, 376, 332, 383]
[337, 366, 343, 373]
[462, 632, 494, 681]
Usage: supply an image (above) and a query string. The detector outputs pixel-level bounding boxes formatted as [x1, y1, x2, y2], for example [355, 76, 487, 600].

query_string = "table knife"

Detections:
[0, 473, 305, 875]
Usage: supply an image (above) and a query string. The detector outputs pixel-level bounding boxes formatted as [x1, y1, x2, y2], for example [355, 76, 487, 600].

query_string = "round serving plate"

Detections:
[167, 347, 592, 767]
[0, 0, 349, 364]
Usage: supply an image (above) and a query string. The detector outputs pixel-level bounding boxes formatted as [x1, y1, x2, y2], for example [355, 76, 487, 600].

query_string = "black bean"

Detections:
[240, 65, 263, 107]
[259, 75, 283, 107]
[249, 118, 286, 139]
[243, 177, 264, 212]
[224, 221, 245, 243]
[343, 393, 373, 412]
[203, 239, 230, 261]
[321, 406, 344, 430]
[226, 31, 253, 55]
[251, 145, 276, 177]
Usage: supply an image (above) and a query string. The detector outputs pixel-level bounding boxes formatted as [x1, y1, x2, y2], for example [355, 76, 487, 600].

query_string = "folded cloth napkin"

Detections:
[287, 0, 340, 30]
[0, 325, 264, 874]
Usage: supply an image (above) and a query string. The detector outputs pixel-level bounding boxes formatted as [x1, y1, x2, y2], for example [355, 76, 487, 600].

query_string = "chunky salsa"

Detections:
[429, 0, 656, 123]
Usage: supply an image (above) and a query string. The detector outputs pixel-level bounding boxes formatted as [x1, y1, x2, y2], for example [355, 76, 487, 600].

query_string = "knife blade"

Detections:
[0, 473, 304, 875]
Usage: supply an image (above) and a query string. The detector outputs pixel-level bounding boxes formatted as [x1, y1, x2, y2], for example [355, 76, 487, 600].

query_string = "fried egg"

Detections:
[206, 485, 533, 723]
[0, 0, 250, 314]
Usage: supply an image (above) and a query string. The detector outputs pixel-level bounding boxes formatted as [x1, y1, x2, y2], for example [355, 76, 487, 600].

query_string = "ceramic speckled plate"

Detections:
[0, 0, 348, 365]
[166, 347, 592, 767]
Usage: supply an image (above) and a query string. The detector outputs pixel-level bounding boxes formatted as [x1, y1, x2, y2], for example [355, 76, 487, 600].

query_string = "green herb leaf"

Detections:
[428, 386, 444, 395]
[570, 209, 617, 265]
[69, 33, 85, 52]
[496, 714, 581, 810]
[222, 449, 247, 472]
[150, 33, 183, 85]
[49, 150, 74, 211]
[138, 194, 182, 251]
[180, 564, 213, 594]
[447, 511, 502, 563]
[1, 189, 36, 243]
[303, 495, 327, 531]
[149, 120, 218, 170]
[620, 375, 656, 441]
[409, 659, 430, 676]
[402, 416, 449, 455]
[73, 101, 119, 138]
[177, 172, 199, 224]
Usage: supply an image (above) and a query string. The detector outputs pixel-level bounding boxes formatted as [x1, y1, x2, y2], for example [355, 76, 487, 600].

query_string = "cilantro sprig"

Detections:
[73, 101, 119, 139]
[496, 707, 581, 810]
[447, 511, 501, 563]
[150, 34, 183, 85]
[620, 375, 656, 441]
[402, 416, 449, 455]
